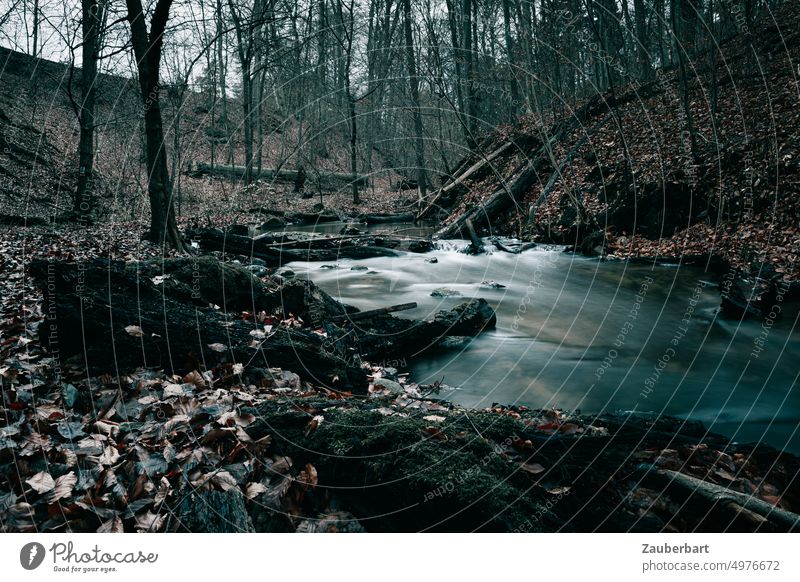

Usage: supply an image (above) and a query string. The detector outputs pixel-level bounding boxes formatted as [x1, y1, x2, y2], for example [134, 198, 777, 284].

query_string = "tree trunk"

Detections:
[74, 0, 102, 219]
[125, 0, 184, 250]
[444, 0, 467, 142]
[348, 93, 359, 205]
[241, 62, 254, 183]
[461, 0, 477, 146]
[501, 0, 520, 104]
[671, 0, 699, 162]
[402, 0, 427, 205]
[633, 0, 652, 79]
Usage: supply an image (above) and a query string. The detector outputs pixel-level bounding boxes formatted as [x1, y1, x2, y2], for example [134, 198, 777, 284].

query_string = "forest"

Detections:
[1, 0, 799, 533]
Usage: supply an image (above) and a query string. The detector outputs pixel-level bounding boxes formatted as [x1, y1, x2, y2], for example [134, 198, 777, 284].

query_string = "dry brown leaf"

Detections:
[297, 464, 318, 490]
[26, 471, 55, 494]
[97, 515, 124, 533]
[98, 446, 120, 466]
[183, 370, 207, 387]
[124, 325, 144, 337]
[245, 482, 268, 499]
[47, 471, 77, 502]
[520, 462, 546, 475]
[134, 511, 166, 532]
[210, 471, 238, 491]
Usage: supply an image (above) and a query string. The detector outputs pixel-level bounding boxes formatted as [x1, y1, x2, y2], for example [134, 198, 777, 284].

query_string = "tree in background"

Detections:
[124, 0, 185, 250]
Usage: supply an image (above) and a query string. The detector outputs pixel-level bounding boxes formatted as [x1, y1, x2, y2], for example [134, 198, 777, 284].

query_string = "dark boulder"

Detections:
[408, 240, 435, 253]
[28, 257, 367, 390]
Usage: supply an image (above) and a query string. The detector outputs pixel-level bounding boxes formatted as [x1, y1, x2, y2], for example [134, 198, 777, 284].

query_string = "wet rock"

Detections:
[481, 280, 506, 289]
[247, 264, 269, 277]
[372, 378, 404, 393]
[137, 254, 275, 311]
[276, 279, 356, 324]
[408, 240, 435, 253]
[340, 225, 363, 235]
[258, 215, 286, 229]
[431, 288, 461, 297]
[351, 265, 369, 271]
[425, 257, 439, 263]
[28, 258, 367, 391]
[433, 299, 497, 335]
[580, 230, 607, 257]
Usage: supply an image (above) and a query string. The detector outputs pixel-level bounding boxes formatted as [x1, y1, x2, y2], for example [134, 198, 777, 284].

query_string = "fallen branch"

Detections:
[465, 218, 485, 254]
[191, 162, 368, 188]
[188, 228, 399, 267]
[418, 142, 513, 220]
[636, 464, 800, 532]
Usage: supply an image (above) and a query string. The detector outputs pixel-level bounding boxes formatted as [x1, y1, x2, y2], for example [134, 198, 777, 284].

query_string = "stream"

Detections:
[280, 223, 800, 453]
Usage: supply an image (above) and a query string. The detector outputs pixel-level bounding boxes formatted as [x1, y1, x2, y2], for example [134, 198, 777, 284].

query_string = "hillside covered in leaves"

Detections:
[433, 3, 800, 280]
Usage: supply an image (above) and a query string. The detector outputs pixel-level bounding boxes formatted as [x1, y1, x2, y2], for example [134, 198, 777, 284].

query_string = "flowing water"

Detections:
[280, 223, 800, 453]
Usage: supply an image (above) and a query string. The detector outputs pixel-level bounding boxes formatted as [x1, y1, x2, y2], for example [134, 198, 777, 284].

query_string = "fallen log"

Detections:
[489, 237, 536, 254]
[357, 211, 416, 224]
[435, 144, 552, 240]
[330, 302, 417, 322]
[635, 464, 800, 532]
[188, 227, 399, 267]
[435, 91, 630, 240]
[191, 162, 368, 188]
[418, 142, 513, 220]
[352, 298, 497, 361]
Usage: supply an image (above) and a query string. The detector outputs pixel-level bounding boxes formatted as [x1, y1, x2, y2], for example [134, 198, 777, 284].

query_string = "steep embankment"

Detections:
[433, 4, 800, 287]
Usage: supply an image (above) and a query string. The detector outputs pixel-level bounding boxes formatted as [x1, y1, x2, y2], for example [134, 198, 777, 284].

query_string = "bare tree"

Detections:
[73, 0, 105, 218]
[124, 0, 185, 250]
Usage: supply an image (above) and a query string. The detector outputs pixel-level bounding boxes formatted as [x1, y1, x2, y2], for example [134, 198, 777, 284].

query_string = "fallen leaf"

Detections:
[210, 471, 238, 491]
[135, 511, 166, 532]
[546, 486, 571, 495]
[98, 446, 120, 466]
[26, 472, 55, 494]
[47, 472, 77, 502]
[304, 414, 324, 436]
[97, 515, 124, 533]
[520, 462, 546, 475]
[124, 325, 144, 337]
[558, 423, 583, 435]
[245, 482, 268, 499]
[297, 464, 318, 490]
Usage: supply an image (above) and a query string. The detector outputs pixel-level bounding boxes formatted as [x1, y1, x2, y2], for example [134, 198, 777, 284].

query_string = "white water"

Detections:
[283, 229, 800, 453]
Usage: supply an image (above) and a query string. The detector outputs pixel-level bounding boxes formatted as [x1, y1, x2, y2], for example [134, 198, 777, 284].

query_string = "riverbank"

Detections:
[1, 228, 799, 532]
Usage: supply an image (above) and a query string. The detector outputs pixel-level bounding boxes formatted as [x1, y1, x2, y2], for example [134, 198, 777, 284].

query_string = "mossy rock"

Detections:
[244, 398, 552, 532]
